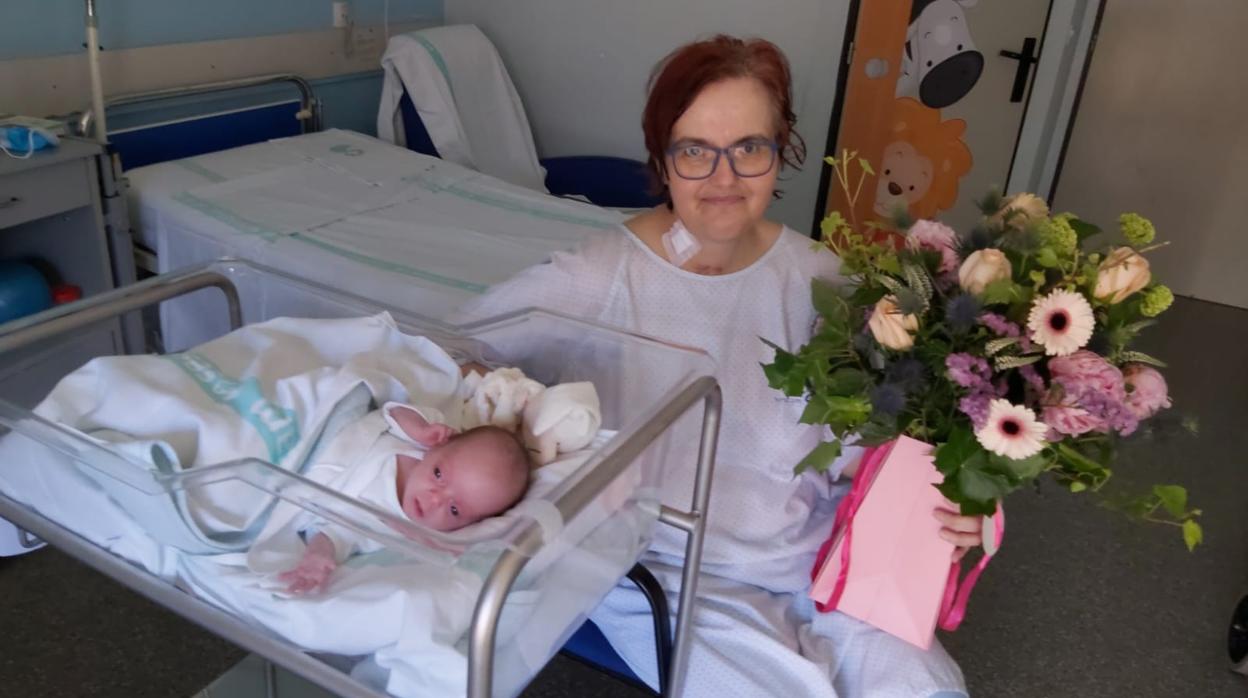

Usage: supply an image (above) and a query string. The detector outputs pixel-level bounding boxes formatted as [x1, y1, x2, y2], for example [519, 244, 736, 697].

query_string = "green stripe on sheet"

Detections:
[166, 352, 300, 464]
[413, 35, 454, 96]
[289, 232, 488, 294]
[174, 159, 228, 183]
[173, 192, 284, 241]
[406, 173, 619, 230]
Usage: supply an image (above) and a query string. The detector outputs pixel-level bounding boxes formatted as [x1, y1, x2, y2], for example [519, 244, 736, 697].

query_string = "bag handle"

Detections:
[938, 504, 1005, 630]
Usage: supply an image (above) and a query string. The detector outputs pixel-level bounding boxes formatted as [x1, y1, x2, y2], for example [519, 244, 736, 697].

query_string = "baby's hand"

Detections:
[388, 406, 454, 447]
[278, 534, 338, 595]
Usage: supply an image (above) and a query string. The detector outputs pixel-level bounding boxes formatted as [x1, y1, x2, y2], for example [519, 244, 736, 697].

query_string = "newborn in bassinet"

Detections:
[278, 368, 603, 595]
[278, 401, 532, 594]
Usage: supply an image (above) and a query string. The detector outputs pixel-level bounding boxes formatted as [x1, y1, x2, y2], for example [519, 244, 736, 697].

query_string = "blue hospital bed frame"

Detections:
[46, 73, 688, 696]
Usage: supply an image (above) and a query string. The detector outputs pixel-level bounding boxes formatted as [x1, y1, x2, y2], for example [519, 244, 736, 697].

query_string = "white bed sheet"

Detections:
[125, 130, 625, 331]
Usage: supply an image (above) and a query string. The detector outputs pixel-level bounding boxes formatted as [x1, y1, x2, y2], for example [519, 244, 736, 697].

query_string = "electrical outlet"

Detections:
[332, 1, 351, 29]
[351, 26, 384, 58]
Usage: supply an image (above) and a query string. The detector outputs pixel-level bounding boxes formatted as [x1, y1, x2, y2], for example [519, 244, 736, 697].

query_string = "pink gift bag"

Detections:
[808, 436, 1004, 649]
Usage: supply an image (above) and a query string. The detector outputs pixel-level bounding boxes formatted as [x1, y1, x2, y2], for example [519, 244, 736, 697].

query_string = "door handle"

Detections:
[999, 37, 1039, 103]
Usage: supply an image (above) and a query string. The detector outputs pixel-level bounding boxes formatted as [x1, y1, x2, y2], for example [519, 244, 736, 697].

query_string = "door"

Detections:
[823, 0, 1055, 236]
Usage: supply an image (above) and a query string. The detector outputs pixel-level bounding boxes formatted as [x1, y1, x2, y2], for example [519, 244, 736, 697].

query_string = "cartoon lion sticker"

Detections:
[873, 97, 973, 222]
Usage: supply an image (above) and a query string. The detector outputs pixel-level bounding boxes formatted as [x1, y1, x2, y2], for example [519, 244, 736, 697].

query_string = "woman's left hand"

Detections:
[933, 508, 982, 561]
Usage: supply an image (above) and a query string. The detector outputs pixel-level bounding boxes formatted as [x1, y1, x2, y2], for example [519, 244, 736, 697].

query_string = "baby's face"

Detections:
[398, 433, 526, 531]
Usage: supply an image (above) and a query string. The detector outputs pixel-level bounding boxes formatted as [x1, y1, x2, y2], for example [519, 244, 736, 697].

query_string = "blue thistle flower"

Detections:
[946, 294, 982, 334]
[870, 383, 907, 416]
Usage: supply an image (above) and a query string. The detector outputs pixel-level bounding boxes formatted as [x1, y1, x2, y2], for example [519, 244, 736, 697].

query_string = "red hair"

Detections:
[642, 35, 806, 203]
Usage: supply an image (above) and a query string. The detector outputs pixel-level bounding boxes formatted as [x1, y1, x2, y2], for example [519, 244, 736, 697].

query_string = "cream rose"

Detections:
[958, 248, 1013, 295]
[1095, 247, 1151, 304]
[990, 192, 1049, 230]
[868, 296, 920, 351]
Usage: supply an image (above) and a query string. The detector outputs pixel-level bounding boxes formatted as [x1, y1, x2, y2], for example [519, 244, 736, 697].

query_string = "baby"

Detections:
[278, 403, 531, 595]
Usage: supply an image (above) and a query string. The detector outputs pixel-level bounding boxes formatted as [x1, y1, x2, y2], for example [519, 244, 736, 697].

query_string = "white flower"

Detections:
[1027, 289, 1096, 357]
[976, 400, 1047, 460]
[958, 249, 1012, 295]
[868, 296, 920, 351]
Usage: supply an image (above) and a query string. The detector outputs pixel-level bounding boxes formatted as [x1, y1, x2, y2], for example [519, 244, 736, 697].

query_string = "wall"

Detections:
[0, 0, 442, 135]
[446, 0, 850, 234]
[1053, 0, 1248, 308]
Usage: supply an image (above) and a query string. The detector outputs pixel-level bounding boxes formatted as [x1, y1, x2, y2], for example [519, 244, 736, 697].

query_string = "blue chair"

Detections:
[397, 88, 662, 210]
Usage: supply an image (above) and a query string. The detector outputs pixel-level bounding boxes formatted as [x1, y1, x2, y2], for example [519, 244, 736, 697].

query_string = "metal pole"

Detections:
[467, 377, 721, 698]
[0, 266, 242, 355]
[84, 0, 108, 142]
[667, 386, 721, 697]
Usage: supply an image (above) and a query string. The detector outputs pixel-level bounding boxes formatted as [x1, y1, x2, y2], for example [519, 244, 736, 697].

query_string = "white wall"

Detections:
[446, 0, 850, 234]
[1053, 0, 1248, 308]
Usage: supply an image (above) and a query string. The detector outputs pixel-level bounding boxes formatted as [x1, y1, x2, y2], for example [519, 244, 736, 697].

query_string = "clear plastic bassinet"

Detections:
[0, 259, 721, 698]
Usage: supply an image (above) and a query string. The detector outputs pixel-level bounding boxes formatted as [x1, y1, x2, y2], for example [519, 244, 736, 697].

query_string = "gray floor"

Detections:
[0, 296, 1244, 697]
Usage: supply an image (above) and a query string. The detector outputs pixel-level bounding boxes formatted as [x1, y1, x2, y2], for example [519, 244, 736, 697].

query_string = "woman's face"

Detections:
[665, 76, 780, 243]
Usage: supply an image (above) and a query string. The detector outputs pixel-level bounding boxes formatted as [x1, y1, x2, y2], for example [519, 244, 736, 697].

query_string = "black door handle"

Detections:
[999, 37, 1039, 103]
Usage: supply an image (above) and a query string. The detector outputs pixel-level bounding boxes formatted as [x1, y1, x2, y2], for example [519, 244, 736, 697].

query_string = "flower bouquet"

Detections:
[763, 151, 1200, 551]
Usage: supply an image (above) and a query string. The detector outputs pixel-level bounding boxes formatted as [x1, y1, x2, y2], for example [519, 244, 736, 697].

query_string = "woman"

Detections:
[454, 35, 978, 697]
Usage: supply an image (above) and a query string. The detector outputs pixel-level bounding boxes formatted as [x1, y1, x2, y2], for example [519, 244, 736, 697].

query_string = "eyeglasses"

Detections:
[665, 138, 779, 180]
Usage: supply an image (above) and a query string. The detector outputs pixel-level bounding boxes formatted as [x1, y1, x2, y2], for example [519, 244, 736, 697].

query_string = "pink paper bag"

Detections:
[809, 436, 1002, 649]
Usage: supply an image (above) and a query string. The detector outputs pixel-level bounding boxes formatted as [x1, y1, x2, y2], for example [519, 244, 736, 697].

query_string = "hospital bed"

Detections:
[0, 259, 721, 697]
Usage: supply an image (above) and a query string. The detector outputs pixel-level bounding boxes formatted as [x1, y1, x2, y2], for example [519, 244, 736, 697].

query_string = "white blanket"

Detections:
[377, 25, 547, 192]
[0, 314, 627, 696]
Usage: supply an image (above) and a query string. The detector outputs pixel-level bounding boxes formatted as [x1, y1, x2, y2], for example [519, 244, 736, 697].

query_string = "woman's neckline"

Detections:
[619, 220, 790, 282]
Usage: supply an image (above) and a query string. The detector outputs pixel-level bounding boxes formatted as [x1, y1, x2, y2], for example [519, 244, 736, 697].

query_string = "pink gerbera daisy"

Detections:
[1027, 289, 1095, 356]
[975, 399, 1047, 459]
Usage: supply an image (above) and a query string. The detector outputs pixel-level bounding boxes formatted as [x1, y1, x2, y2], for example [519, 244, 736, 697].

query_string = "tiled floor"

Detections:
[1, 296, 1244, 697]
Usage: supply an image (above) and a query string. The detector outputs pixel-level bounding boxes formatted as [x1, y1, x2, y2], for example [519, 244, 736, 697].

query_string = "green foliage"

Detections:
[795, 441, 843, 475]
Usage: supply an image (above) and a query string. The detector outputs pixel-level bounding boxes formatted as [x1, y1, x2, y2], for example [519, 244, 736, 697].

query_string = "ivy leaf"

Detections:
[957, 465, 1015, 503]
[795, 440, 843, 475]
[826, 368, 869, 396]
[856, 417, 901, 447]
[1069, 218, 1102, 243]
[988, 453, 1046, 483]
[812, 279, 850, 324]
[1153, 484, 1188, 518]
[1182, 519, 1203, 551]
[800, 394, 871, 431]
[936, 478, 999, 516]
[934, 426, 979, 476]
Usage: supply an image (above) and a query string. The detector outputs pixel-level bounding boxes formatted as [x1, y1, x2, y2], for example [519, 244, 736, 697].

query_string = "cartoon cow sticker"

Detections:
[896, 0, 984, 109]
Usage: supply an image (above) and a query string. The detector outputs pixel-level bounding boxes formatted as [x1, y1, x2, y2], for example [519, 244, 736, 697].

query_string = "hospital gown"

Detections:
[452, 227, 967, 697]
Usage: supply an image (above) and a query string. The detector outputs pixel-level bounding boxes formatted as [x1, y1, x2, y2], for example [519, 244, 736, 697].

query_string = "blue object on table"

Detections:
[0, 261, 53, 324]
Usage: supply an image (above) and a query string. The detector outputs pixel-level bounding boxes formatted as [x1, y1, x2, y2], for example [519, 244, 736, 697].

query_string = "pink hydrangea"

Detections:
[1122, 364, 1171, 419]
[907, 220, 960, 276]
[1042, 404, 1104, 437]
[1048, 350, 1126, 402]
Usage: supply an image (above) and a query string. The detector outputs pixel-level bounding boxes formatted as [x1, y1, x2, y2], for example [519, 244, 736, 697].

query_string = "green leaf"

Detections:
[795, 440, 843, 475]
[1118, 350, 1168, 368]
[856, 417, 901, 446]
[1153, 485, 1188, 519]
[826, 368, 869, 395]
[1182, 519, 1203, 551]
[877, 253, 903, 276]
[989, 453, 1046, 482]
[936, 478, 999, 516]
[1069, 480, 1088, 493]
[800, 394, 871, 430]
[934, 426, 979, 476]
[958, 465, 1015, 502]
[981, 279, 1019, 305]
[858, 158, 875, 176]
[811, 279, 850, 324]
[1036, 247, 1060, 268]
[1069, 218, 1102, 243]
[849, 284, 887, 308]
